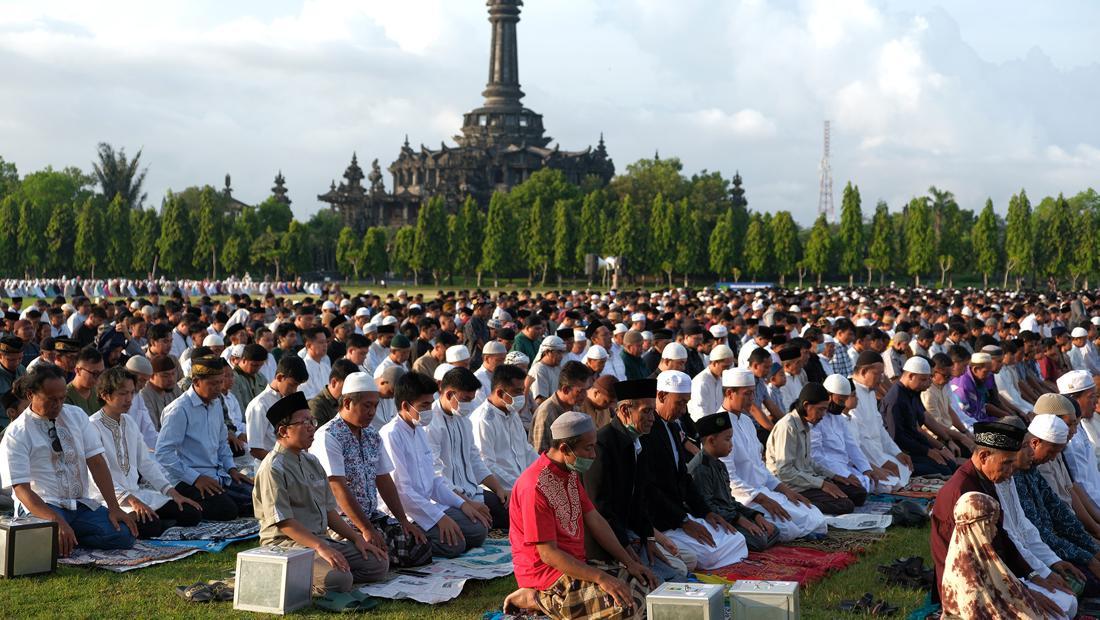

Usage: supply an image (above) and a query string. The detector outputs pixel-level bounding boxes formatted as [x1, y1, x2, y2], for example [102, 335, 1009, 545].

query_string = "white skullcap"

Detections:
[339, 299, 351, 307]
[322, 300, 338, 311]
[482, 341, 507, 356]
[1092, 317, 1100, 327]
[613, 323, 629, 335]
[710, 344, 733, 362]
[1028, 414, 1069, 445]
[722, 368, 755, 388]
[662, 342, 688, 361]
[584, 345, 609, 361]
[551, 411, 596, 440]
[751, 300, 764, 311]
[433, 363, 455, 382]
[504, 351, 530, 367]
[129, 301, 141, 311]
[226, 344, 245, 359]
[1034, 393, 1076, 417]
[630, 312, 645, 323]
[788, 305, 801, 313]
[709, 325, 728, 339]
[573, 329, 587, 343]
[125, 355, 153, 376]
[203, 334, 224, 347]
[355, 307, 370, 318]
[855, 318, 872, 327]
[656, 370, 692, 394]
[446, 345, 471, 363]
[823, 335, 836, 344]
[538, 336, 566, 354]
[903, 356, 931, 375]
[969, 352, 992, 365]
[642, 330, 654, 341]
[1057, 370, 1094, 395]
[342, 371, 378, 395]
[1072, 327, 1089, 339]
[363, 322, 378, 334]
[823, 374, 851, 396]
[381, 316, 399, 326]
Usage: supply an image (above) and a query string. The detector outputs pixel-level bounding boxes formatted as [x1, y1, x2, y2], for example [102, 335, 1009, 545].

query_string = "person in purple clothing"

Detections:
[949, 352, 1014, 424]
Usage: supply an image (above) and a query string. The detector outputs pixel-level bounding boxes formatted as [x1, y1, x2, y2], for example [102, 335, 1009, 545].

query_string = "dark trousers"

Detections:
[910, 454, 958, 478]
[732, 518, 782, 552]
[175, 480, 254, 522]
[48, 504, 134, 550]
[135, 498, 204, 539]
[801, 479, 867, 515]
[482, 490, 509, 530]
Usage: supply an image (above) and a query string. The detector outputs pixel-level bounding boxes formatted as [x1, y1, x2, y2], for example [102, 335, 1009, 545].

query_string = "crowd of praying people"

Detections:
[1, 285, 1100, 618]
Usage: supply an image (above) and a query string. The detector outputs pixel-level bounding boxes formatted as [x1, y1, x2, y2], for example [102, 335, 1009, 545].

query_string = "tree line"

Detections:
[1, 145, 1097, 289]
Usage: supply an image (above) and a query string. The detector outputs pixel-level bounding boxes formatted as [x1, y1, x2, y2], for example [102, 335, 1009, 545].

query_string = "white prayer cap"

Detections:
[656, 370, 692, 394]
[722, 368, 755, 388]
[891, 331, 911, 343]
[125, 355, 153, 376]
[129, 301, 141, 311]
[751, 300, 764, 311]
[226, 344, 245, 359]
[630, 312, 646, 323]
[322, 300, 338, 311]
[823, 374, 851, 396]
[342, 372, 377, 395]
[788, 304, 801, 313]
[613, 323, 629, 335]
[1092, 317, 1100, 326]
[710, 344, 734, 362]
[823, 335, 836, 344]
[381, 316, 399, 326]
[1028, 414, 1069, 445]
[396, 289, 408, 297]
[203, 334, 224, 347]
[539, 336, 567, 354]
[662, 342, 688, 361]
[482, 341, 507, 356]
[709, 324, 728, 339]
[551, 411, 595, 440]
[573, 329, 587, 343]
[855, 318, 872, 327]
[433, 363, 455, 382]
[1034, 393, 1076, 418]
[1057, 370, 1094, 395]
[363, 322, 378, 334]
[339, 299, 352, 307]
[969, 352, 992, 365]
[903, 356, 931, 375]
[354, 307, 370, 318]
[584, 345, 609, 361]
[1072, 327, 1089, 339]
[504, 351, 530, 367]
[445, 345, 471, 363]
[642, 330, 654, 342]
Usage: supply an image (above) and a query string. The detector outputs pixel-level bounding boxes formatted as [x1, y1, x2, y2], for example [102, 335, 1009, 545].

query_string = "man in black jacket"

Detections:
[584, 379, 694, 581]
[638, 370, 748, 570]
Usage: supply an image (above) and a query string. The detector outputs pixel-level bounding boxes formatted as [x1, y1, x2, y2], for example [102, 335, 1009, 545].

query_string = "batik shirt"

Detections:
[1014, 467, 1100, 565]
[311, 416, 393, 518]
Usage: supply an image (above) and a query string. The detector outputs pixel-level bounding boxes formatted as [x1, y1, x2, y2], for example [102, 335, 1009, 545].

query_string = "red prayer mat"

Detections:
[701, 545, 859, 586]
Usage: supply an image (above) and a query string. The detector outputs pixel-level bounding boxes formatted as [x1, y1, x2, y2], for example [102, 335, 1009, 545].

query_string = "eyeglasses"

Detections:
[285, 418, 317, 429]
[47, 423, 63, 453]
[78, 367, 104, 379]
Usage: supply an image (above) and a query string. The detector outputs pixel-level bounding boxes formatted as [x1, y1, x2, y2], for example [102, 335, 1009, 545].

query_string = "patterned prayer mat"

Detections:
[892, 477, 946, 500]
[786, 530, 886, 554]
[148, 518, 260, 552]
[700, 545, 859, 586]
[58, 541, 199, 572]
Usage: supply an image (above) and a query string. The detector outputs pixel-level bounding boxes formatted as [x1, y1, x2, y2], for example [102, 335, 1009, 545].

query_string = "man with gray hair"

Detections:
[503, 410, 656, 618]
[529, 335, 566, 404]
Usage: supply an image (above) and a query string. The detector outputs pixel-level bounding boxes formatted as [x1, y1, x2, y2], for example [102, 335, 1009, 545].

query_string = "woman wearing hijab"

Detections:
[942, 491, 1066, 620]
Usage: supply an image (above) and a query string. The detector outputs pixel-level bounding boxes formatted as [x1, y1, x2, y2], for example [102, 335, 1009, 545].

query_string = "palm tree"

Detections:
[93, 143, 148, 208]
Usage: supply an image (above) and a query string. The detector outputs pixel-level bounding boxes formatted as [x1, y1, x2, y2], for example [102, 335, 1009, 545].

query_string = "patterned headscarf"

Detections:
[941, 492, 1045, 619]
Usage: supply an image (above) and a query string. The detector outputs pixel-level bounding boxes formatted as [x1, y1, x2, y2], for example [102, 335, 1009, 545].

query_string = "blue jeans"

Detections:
[49, 504, 135, 550]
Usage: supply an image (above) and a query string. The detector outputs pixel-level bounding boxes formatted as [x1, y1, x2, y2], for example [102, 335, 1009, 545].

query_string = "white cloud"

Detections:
[689, 108, 778, 139]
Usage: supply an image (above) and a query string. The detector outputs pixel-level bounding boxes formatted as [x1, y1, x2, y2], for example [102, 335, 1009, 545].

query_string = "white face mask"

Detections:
[414, 406, 433, 427]
[456, 400, 476, 417]
[506, 393, 526, 414]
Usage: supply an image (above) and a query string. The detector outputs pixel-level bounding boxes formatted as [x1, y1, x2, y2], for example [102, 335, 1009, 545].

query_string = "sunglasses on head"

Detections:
[47, 423, 62, 453]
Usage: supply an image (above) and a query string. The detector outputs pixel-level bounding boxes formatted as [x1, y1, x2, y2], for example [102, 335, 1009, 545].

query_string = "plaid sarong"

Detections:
[534, 562, 649, 620]
[372, 514, 432, 568]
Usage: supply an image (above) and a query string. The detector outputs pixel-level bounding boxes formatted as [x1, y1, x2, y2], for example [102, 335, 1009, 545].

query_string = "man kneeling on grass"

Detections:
[504, 411, 658, 619]
[252, 391, 389, 595]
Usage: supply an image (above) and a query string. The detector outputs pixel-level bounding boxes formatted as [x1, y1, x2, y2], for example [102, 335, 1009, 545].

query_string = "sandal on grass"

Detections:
[205, 580, 234, 602]
[175, 583, 214, 603]
[315, 591, 364, 613]
[838, 592, 875, 613]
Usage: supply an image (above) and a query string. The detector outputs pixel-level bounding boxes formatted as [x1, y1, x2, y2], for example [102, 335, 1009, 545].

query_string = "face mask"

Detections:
[414, 407, 433, 427]
[456, 400, 476, 417]
[566, 455, 594, 474]
[506, 393, 526, 414]
[827, 401, 845, 415]
[624, 423, 643, 439]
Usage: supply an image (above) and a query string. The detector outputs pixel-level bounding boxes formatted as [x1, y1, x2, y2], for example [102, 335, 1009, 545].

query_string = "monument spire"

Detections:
[481, 0, 524, 109]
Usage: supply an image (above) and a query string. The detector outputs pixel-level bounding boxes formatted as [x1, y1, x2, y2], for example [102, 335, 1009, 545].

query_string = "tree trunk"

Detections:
[848, 274, 854, 287]
[493, 272, 499, 288]
[413, 270, 419, 286]
[866, 267, 872, 287]
[816, 272, 822, 286]
[982, 272, 988, 289]
[683, 273, 689, 288]
[274, 259, 281, 282]
[914, 274, 921, 287]
[779, 274, 786, 288]
[1003, 270, 1010, 290]
[151, 253, 159, 280]
[212, 249, 217, 281]
[477, 270, 483, 288]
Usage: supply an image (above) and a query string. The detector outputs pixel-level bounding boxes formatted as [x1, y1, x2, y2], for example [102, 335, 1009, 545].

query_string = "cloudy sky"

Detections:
[2, 0, 1099, 224]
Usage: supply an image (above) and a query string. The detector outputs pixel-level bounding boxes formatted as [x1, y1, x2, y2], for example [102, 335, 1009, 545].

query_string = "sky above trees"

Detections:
[2, 0, 1100, 223]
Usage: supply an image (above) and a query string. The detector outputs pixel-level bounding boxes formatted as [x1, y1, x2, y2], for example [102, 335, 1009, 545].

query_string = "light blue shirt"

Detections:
[155, 388, 235, 485]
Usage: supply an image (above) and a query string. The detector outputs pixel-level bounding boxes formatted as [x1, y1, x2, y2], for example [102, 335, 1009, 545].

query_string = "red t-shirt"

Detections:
[509, 454, 594, 590]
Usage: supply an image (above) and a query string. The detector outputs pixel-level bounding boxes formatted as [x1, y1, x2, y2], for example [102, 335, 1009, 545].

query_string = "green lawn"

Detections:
[0, 527, 932, 619]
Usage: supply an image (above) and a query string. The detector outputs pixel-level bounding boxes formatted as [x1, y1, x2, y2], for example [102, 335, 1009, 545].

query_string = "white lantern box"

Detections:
[233, 546, 314, 615]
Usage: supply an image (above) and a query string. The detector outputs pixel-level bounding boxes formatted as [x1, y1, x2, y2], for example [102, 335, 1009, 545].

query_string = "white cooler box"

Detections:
[0, 515, 58, 578]
[233, 546, 314, 614]
[729, 580, 800, 619]
[646, 582, 726, 620]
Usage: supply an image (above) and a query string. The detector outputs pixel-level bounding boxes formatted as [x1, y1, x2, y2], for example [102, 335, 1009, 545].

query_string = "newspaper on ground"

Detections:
[357, 538, 514, 604]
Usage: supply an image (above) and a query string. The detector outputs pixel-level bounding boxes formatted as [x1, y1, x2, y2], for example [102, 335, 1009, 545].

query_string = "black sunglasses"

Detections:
[47, 423, 62, 453]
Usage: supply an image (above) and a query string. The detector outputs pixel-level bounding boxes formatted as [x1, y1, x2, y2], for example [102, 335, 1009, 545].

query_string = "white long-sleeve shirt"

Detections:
[849, 381, 902, 468]
[811, 411, 871, 477]
[469, 400, 538, 491]
[720, 410, 781, 504]
[688, 368, 723, 421]
[425, 400, 493, 501]
[128, 392, 159, 451]
[378, 416, 465, 530]
[995, 478, 1060, 578]
[89, 411, 175, 512]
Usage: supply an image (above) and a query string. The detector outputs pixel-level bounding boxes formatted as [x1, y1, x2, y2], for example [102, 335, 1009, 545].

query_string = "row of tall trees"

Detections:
[2, 146, 1098, 289]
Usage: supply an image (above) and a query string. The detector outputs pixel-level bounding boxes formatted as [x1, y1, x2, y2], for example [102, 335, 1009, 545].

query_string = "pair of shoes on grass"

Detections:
[314, 590, 380, 613]
[175, 580, 234, 603]
[837, 592, 898, 616]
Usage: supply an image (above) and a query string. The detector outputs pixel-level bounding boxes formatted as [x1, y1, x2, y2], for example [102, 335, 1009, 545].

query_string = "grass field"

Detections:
[0, 526, 932, 619]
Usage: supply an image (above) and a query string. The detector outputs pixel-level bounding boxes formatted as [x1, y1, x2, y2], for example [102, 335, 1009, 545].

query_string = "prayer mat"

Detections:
[892, 477, 946, 500]
[148, 518, 260, 552]
[786, 530, 886, 554]
[906, 592, 941, 620]
[358, 538, 514, 604]
[58, 541, 199, 572]
[700, 545, 859, 586]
